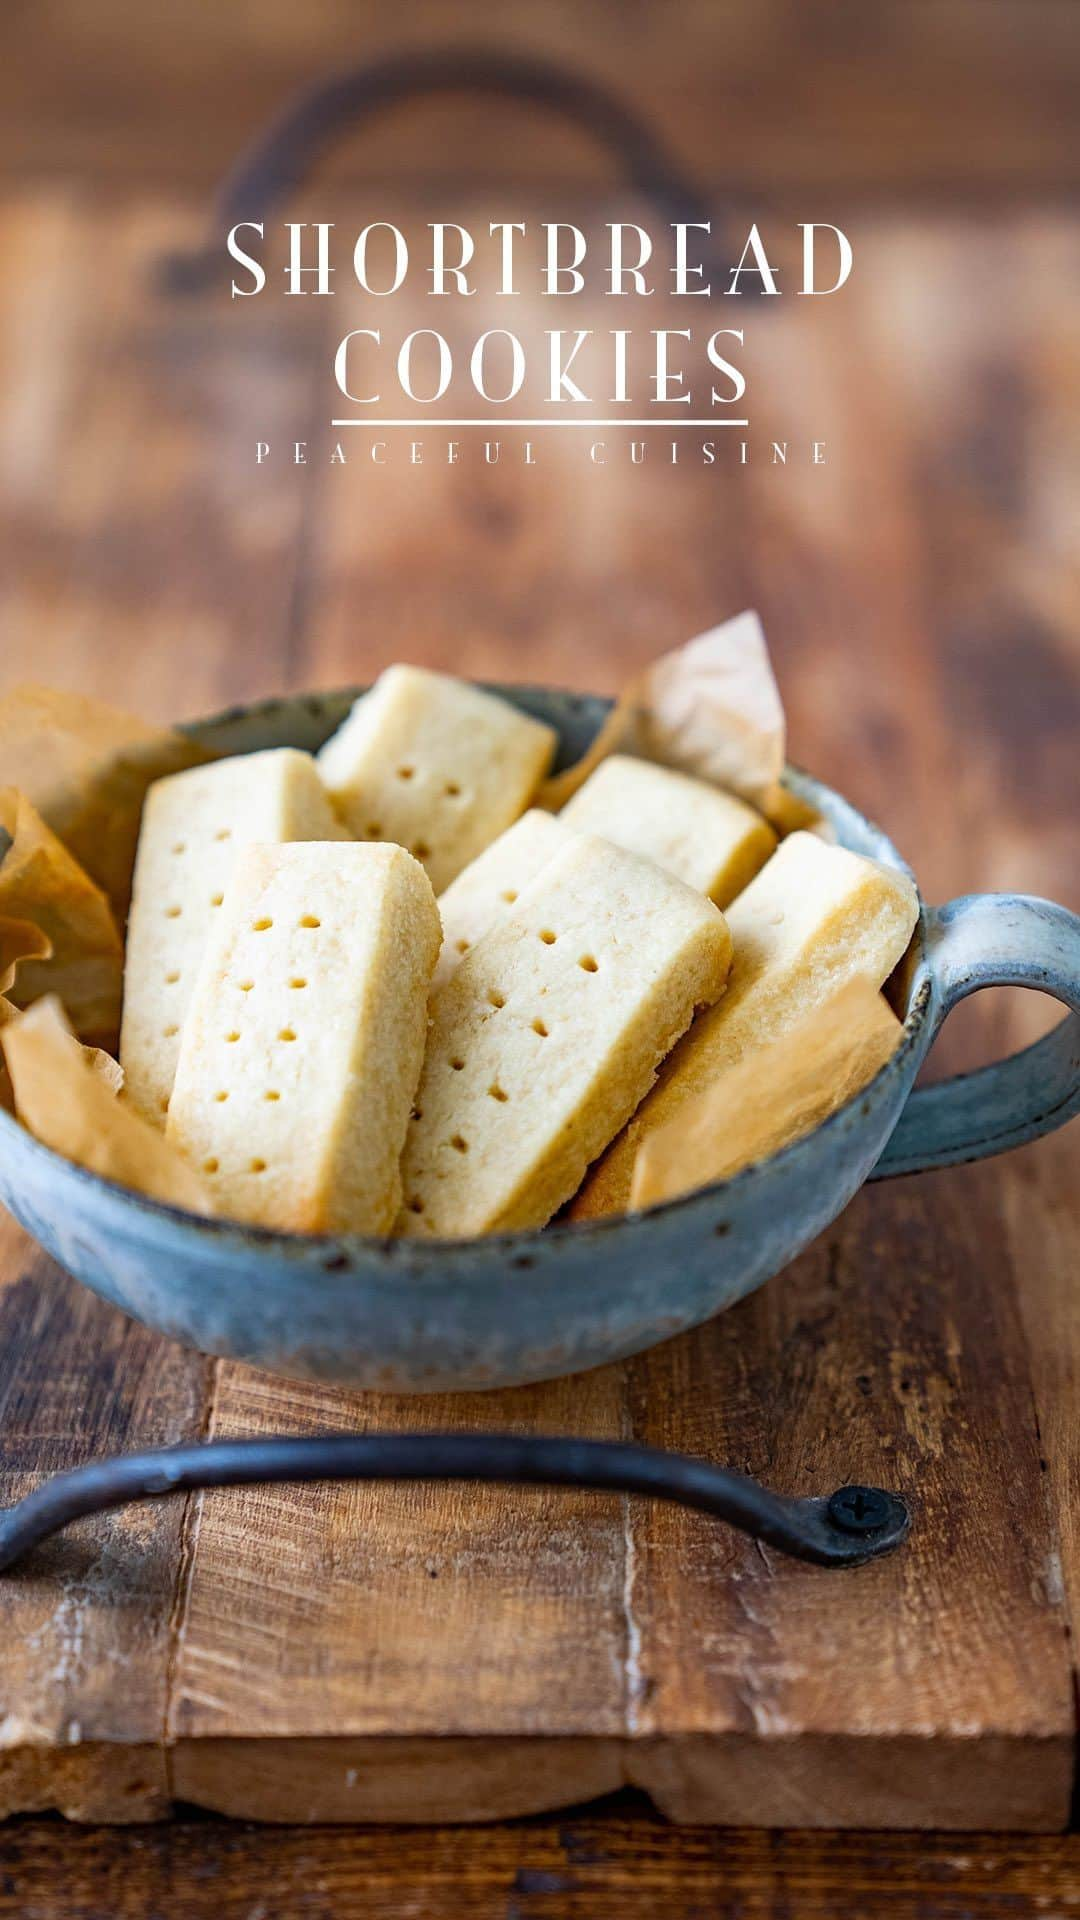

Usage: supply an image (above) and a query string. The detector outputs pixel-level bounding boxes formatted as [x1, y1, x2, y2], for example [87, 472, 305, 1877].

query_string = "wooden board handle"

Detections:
[160, 47, 722, 295]
[0, 1433, 909, 1574]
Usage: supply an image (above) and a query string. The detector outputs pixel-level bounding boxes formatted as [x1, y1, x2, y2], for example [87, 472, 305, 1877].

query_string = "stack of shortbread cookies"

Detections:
[117, 661, 918, 1236]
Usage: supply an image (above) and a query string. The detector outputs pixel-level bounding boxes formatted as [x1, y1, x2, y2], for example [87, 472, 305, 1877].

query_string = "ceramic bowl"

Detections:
[1, 686, 1077, 1391]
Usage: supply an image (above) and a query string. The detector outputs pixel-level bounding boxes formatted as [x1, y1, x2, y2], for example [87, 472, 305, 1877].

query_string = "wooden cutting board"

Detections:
[0, 188, 1077, 1829]
[0, 1159, 1075, 1830]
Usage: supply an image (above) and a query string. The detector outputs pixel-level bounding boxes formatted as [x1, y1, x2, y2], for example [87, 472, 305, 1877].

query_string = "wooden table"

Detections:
[0, 33, 1078, 1910]
[2, 1812, 1079, 1918]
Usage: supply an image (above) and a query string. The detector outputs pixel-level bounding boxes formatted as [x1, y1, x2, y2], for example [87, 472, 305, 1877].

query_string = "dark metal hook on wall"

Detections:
[0, 1431, 909, 1573]
[161, 46, 730, 295]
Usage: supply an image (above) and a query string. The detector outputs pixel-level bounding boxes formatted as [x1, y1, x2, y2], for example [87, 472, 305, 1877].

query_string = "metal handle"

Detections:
[161, 47, 723, 295]
[874, 893, 1080, 1179]
[0, 1433, 909, 1573]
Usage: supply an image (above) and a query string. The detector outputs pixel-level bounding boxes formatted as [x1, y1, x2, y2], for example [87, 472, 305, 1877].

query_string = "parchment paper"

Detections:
[0, 685, 205, 920]
[542, 609, 810, 821]
[1, 997, 213, 1214]
[629, 978, 903, 1210]
[0, 787, 123, 1049]
[0, 916, 53, 1112]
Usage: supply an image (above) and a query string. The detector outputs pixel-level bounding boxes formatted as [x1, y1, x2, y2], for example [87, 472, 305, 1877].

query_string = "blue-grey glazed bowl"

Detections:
[1, 686, 1078, 1392]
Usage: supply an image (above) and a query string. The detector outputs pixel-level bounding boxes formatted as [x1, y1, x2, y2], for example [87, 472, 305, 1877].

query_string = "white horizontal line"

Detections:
[329, 418, 750, 429]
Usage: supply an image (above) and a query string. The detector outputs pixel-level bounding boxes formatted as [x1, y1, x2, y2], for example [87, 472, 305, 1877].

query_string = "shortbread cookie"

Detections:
[121, 749, 348, 1126]
[167, 842, 440, 1234]
[559, 755, 776, 906]
[316, 666, 557, 892]
[432, 809, 570, 993]
[398, 834, 732, 1239]
[571, 831, 918, 1219]
[630, 978, 902, 1209]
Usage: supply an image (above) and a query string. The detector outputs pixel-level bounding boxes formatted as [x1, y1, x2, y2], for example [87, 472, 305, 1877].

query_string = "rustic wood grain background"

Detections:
[1, 2, 1078, 1913]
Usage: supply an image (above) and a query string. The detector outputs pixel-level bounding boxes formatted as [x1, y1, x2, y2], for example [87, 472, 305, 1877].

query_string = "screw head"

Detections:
[828, 1484, 891, 1534]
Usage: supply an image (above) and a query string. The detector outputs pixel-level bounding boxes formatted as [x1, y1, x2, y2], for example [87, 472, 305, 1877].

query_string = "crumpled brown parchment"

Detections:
[541, 609, 826, 837]
[0, 688, 215, 1207]
[0, 684, 205, 921]
[1, 996, 213, 1214]
[0, 915, 53, 1112]
[628, 977, 903, 1211]
[0, 787, 123, 1050]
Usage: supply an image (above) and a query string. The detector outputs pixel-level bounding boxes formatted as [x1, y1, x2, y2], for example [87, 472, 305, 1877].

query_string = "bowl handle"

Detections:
[872, 893, 1080, 1179]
